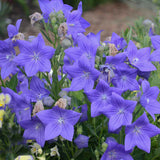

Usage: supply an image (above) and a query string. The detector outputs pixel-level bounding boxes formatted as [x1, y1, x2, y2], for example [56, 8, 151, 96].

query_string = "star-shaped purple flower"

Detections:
[127, 40, 156, 72]
[102, 93, 137, 131]
[101, 137, 133, 160]
[85, 80, 114, 117]
[2, 87, 32, 122]
[38, 0, 72, 22]
[14, 33, 55, 77]
[140, 80, 160, 120]
[22, 76, 50, 103]
[125, 112, 160, 153]
[111, 68, 139, 91]
[20, 116, 45, 147]
[105, 32, 127, 51]
[37, 106, 81, 141]
[150, 35, 160, 50]
[0, 40, 17, 79]
[7, 19, 22, 39]
[65, 55, 100, 92]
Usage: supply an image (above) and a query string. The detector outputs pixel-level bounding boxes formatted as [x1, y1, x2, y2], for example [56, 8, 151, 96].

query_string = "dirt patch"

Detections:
[6, 1, 156, 41]
[83, 2, 156, 40]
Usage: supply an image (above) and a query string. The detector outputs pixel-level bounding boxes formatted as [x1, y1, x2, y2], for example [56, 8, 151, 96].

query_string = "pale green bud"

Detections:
[61, 38, 72, 49]
[54, 24, 59, 32]
[77, 125, 83, 135]
[97, 45, 104, 56]
[51, 17, 57, 25]
[102, 142, 108, 152]
[57, 13, 65, 22]
[49, 12, 56, 20]
[94, 149, 99, 160]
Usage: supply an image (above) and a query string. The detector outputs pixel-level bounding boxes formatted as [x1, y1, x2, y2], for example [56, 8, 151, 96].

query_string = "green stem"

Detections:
[61, 141, 70, 160]
[133, 105, 142, 121]
[17, 66, 27, 77]
[0, 75, 5, 87]
[98, 117, 104, 147]
[119, 129, 123, 144]
[151, 154, 160, 160]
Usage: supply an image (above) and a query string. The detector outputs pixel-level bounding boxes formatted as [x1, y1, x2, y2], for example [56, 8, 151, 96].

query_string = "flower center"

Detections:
[83, 72, 90, 79]
[35, 123, 41, 130]
[6, 54, 15, 61]
[146, 98, 150, 104]
[109, 150, 116, 158]
[133, 125, 141, 134]
[32, 52, 39, 62]
[58, 117, 64, 124]
[121, 75, 127, 81]
[118, 108, 124, 114]
[132, 57, 139, 64]
[85, 53, 92, 59]
[101, 94, 107, 100]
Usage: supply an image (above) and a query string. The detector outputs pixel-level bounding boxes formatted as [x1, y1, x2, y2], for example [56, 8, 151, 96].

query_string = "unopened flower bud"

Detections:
[61, 38, 72, 49]
[58, 22, 68, 39]
[94, 149, 99, 160]
[55, 98, 67, 109]
[57, 13, 64, 22]
[77, 125, 83, 135]
[143, 19, 154, 28]
[12, 33, 25, 41]
[54, 24, 59, 32]
[95, 56, 100, 65]
[33, 100, 44, 116]
[42, 96, 54, 107]
[29, 12, 43, 25]
[97, 45, 104, 55]
[109, 43, 118, 56]
[51, 17, 57, 25]
[49, 12, 57, 20]
[102, 142, 108, 152]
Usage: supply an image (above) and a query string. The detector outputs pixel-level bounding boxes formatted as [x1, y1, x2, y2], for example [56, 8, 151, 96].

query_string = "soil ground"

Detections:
[8, 1, 157, 41]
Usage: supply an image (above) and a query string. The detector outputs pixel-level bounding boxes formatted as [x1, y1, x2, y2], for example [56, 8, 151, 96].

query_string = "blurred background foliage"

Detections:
[0, 0, 160, 39]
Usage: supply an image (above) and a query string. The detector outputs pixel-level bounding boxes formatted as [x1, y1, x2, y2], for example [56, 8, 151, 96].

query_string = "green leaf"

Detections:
[5, 74, 18, 92]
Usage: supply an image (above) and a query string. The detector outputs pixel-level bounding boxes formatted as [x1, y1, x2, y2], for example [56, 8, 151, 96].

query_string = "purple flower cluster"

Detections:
[1, 0, 160, 159]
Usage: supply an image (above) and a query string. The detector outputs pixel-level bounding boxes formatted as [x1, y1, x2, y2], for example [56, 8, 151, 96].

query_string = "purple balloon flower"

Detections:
[14, 33, 55, 77]
[78, 104, 88, 122]
[140, 80, 160, 120]
[105, 32, 127, 51]
[66, 3, 90, 38]
[2, 87, 32, 122]
[38, 0, 72, 22]
[102, 93, 137, 132]
[37, 106, 81, 141]
[22, 76, 50, 103]
[74, 134, 89, 149]
[64, 55, 100, 92]
[127, 40, 156, 72]
[20, 116, 45, 147]
[101, 137, 133, 160]
[125, 112, 160, 153]
[7, 19, 22, 39]
[0, 40, 17, 79]
[150, 35, 160, 50]
[85, 80, 113, 117]
[112, 68, 139, 91]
